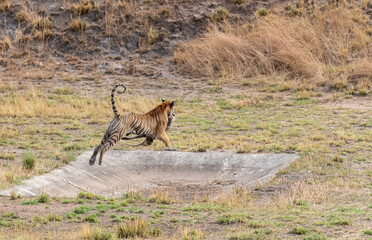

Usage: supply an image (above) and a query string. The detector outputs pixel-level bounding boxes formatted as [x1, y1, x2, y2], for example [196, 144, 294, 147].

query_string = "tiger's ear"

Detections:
[170, 101, 175, 108]
[161, 98, 165, 103]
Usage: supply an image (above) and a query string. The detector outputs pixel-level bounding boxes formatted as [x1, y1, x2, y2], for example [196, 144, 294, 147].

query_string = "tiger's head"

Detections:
[162, 98, 176, 127]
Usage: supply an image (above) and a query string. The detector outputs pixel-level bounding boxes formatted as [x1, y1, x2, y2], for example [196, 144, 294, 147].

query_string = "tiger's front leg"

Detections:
[157, 132, 178, 151]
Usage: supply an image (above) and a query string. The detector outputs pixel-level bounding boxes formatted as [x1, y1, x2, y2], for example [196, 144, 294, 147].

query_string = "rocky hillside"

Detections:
[0, 0, 294, 60]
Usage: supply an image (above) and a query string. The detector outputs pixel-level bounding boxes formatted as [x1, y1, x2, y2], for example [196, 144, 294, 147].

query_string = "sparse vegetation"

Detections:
[0, 0, 11, 12]
[149, 190, 171, 204]
[0, 36, 11, 52]
[150, 227, 162, 237]
[78, 191, 104, 200]
[69, 18, 88, 32]
[182, 228, 205, 240]
[74, 206, 91, 214]
[84, 214, 99, 223]
[37, 194, 49, 203]
[257, 8, 268, 16]
[71, 0, 97, 15]
[116, 218, 148, 238]
[210, 7, 229, 21]
[175, 1, 371, 91]
[147, 27, 159, 45]
[22, 149, 35, 171]
[234, 0, 244, 5]
[290, 227, 309, 235]
[80, 224, 112, 240]
[216, 212, 250, 224]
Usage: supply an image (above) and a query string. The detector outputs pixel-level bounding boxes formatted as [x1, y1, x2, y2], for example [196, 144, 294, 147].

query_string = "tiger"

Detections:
[89, 83, 176, 166]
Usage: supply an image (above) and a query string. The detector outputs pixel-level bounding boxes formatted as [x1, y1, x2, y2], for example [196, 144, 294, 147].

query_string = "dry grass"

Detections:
[149, 189, 172, 204]
[175, 2, 371, 88]
[69, 18, 88, 32]
[273, 181, 330, 208]
[0, 36, 11, 52]
[116, 218, 148, 238]
[0, 0, 11, 12]
[147, 27, 159, 45]
[214, 187, 251, 207]
[80, 224, 112, 240]
[104, 0, 114, 37]
[210, 7, 229, 22]
[71, 0, 98, 15]
[182, 227, 205, 240]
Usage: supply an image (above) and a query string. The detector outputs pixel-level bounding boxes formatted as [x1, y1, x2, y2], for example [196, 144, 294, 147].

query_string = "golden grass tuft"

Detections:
[182, 227, 205, 240]
[118, 0, 134, 16]
[116, 218, 148, 238]
[72, 0, 97, 15]
[214, 187, 252, 207]
[147, 27, 159, 45]
[149, 189, 171, 204]
[210, 7, 229, 22]
[175, 2, 371, 87]
[0, 0, 11, 12]
[15, 10, 28, 23]
[0, 36, 11, 52]
[271, 180, 330, 208]
[69, 18, 88, 32]
[33, 17, 53, 30]
[349, 59, 372, 80]
[80, 224, 112, 240]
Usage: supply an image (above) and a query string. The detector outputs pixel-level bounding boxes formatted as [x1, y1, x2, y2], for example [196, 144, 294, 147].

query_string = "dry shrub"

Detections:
[210, 7, 229, 22]
[147, 27, 159, 44]
[175, 2, 371, 86]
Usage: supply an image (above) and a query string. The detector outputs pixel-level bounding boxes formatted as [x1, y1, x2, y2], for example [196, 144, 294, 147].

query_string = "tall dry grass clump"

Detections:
[174, 1, 371, 86]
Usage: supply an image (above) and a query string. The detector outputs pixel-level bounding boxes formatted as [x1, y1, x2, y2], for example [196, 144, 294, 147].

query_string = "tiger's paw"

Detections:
[164, 148, 178, 151]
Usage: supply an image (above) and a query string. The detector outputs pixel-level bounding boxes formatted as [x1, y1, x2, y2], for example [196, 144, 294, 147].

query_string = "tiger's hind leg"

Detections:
[98, 141, 115, 165]
[89, 143, 104, 165]
[98, 128, 127, 165]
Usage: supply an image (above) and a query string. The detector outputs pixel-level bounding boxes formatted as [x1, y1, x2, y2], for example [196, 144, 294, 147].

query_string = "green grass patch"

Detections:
[21, 199, 39, 205]
[216, 213, 251, 224]
[37, 194, 49, 203]
[290, 227, 309, 235]
[84, 214, 99, 223]
[182, 203, 228, 213]
[73, 206, 90, 214]
[22, 149, 35, 170]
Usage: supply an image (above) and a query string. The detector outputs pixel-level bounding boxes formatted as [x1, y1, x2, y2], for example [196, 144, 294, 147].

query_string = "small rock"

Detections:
[193, 14, 204, 21]
[129, 53, 140, 60]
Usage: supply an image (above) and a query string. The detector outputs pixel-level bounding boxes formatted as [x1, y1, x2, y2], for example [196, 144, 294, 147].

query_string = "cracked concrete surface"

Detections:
[0, 151, 299, 199]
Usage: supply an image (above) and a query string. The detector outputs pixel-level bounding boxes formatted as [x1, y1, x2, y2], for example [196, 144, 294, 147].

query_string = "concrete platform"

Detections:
[0, 151, 299, 199]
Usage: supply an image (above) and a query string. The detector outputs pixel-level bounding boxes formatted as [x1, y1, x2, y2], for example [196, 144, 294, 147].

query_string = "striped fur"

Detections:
[89, 84, 175, 166]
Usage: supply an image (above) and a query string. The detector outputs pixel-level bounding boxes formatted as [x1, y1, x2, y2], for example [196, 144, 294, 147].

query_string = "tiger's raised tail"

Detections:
[111, 84, 126, 118]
